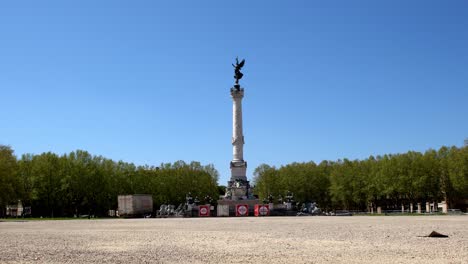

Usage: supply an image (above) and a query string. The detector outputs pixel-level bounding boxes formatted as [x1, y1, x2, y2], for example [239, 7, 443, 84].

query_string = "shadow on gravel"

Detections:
[418, 231, 449, 238]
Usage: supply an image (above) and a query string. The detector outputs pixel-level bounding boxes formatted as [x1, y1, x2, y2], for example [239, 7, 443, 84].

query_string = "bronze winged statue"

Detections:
[232, 57, 245, 85]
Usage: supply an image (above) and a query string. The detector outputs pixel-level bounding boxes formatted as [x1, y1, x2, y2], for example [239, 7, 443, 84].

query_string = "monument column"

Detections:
[232, 88, 244, 162]
[230, 86, 247, 182]
[222, 57, 254, 202]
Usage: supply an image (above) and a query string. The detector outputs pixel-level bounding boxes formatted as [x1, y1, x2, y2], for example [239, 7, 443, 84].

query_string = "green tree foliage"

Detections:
[0, 145, 20, 217]
[254, 146, 468, 210]
[0, 146, 219, 217]
[446, 147, 468, 199]
[17, 154, 34, 207]
[30, 152, 63, 217]
[253, 164, 279, 199]
[254, 162, 330, 208]
[133, 162, 218, 207]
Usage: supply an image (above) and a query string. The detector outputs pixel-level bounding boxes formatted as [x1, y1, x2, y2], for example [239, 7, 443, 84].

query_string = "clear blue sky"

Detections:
[1, 1, 467, 184]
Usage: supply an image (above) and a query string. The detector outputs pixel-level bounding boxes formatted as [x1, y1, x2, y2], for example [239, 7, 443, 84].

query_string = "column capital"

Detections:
[230, 86, 244, 98]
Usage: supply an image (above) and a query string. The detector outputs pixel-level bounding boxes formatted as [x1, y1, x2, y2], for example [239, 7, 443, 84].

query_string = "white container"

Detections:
[118, 194, 153, 217]
[217, 204, 229, 217]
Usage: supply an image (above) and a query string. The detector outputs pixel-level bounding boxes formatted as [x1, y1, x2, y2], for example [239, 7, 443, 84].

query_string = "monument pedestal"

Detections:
[225, 178, 252, 200]
[228, 185, 248, 200]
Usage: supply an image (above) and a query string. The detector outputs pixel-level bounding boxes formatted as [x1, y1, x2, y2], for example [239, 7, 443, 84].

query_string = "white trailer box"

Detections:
[118, 194, 153, 217]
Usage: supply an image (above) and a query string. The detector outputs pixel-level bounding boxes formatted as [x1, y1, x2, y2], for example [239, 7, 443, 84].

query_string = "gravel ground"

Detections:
[1, 216, 467, 264]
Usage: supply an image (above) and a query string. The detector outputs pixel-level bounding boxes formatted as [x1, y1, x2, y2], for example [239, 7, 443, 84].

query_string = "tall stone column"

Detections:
[230, 86, 247, 182]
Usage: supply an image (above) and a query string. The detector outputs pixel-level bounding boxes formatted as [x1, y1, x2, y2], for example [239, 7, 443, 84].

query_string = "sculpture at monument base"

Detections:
[223, 178, 253, 200]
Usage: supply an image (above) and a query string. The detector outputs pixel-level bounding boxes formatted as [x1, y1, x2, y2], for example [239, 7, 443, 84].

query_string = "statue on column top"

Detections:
[232, 57, 245, 86]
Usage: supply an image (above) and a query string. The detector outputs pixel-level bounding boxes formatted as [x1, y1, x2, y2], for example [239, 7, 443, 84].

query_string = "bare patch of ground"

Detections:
[1, 216, 467, 263]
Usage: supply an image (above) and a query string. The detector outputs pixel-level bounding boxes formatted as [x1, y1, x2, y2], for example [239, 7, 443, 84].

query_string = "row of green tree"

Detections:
[253, 146, 468, 211]
[0, 145, 219, 217]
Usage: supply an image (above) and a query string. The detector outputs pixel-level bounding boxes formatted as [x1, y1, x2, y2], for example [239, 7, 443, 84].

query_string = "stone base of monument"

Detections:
[225, 179, 252, 200]
[217, 199, 260, 216]
[228, 186, 249, 200]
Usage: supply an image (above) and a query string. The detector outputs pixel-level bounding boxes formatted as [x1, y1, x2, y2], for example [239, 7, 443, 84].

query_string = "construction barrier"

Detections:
[199, 205, 210, 217]
[236, 204, 249, 217]
[254, 204, 270, 216]
[217, 204, 229, 217]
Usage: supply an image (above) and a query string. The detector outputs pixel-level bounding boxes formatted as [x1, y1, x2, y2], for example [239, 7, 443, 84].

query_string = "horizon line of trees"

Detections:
[253, 146, 468, 211]
[0, 145, 219, 217]
[2, 145, 467, 217]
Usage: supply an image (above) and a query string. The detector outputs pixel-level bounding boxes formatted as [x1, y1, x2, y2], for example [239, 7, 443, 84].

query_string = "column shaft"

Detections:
[232, 96, 244, 161]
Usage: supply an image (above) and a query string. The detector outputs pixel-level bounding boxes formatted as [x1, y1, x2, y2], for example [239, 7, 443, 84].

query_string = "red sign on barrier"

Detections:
[236, 204, 249, 217]
[254, 204, 270, 216]
[199, 205, 210, 217]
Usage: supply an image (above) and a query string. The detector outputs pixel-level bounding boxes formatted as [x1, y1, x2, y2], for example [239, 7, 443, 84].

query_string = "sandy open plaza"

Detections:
[1, 216, 467, 263]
